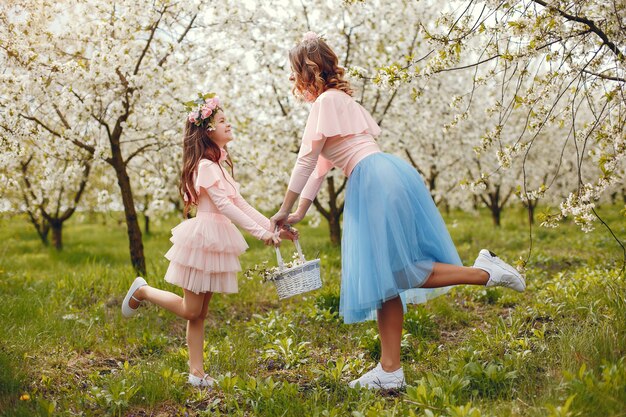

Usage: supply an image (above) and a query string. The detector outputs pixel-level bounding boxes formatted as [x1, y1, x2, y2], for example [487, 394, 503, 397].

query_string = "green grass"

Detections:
[0, 206, 624, 416]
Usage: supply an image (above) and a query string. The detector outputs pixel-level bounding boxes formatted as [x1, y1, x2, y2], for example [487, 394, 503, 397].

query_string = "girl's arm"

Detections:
[232, 194, 271, 231]
[205, 186, 273, 241]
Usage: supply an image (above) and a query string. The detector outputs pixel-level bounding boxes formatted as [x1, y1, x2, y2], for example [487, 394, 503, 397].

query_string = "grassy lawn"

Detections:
[0, 206, 624, 416]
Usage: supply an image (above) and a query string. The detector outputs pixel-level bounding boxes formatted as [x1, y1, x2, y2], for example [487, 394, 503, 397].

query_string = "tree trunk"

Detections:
[39, 222, 50, 246]
[51, 221, 63, 250]
[114, 164, 146, 275]
[109, 127, 146, 275]
[144, 214, 150, 235]
[25, 209, 50, 246]
[489, 188, 502, 227]
[33, 218, 50, 246]
[481, 185, 513, 228]
[491, 205, 502, 227]
[328, 213, 341, 246]
[313, 175, 344, 247]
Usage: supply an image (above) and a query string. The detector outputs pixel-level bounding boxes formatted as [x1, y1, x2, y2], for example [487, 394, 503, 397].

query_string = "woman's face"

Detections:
[208, 110, 232, 147]
[290, 68, 316, 102]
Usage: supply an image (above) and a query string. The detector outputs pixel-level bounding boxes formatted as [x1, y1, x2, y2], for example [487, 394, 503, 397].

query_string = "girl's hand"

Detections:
[279, 226, 299, 241]
[270, 210, 290, 231]
[286, 211, 304, 225]
[263, 232, 281, 247]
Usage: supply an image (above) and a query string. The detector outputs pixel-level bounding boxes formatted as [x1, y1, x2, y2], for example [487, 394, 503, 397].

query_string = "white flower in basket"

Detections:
[269, 239, 322, 300]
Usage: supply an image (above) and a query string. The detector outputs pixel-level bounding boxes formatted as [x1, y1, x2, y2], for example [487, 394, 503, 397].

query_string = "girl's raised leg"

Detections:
[130, 286, 205, 321]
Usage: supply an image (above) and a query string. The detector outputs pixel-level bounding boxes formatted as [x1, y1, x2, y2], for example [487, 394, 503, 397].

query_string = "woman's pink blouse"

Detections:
[287, 89, 382, 201]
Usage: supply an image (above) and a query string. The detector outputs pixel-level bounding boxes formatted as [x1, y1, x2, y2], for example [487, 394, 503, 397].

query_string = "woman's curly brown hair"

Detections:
[289, 36, 352, 99]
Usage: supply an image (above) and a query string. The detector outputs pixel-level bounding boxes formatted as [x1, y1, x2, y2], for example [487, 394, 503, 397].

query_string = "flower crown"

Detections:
[183, 93, 222, 130]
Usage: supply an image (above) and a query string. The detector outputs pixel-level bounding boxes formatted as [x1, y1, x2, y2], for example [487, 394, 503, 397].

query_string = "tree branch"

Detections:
[158, 12, 198, 67]
[59, 162, 91, 222]
[19, 114, 96, 155]
[272, 81, 288, 117]
[134, 6, 167, 75]
[404, 149, 427, 177]
[581, 69, 625, 83]
[531, 0, 625, 60]
[124, 143, 156, 165]
[337, 177, 348, 195]
[312, 197, 330, 219]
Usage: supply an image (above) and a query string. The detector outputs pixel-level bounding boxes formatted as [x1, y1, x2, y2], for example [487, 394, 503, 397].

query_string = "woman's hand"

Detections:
[279, 225, 299, 241]
[263, 232, 281, 247]
[270, 209, 290, 231]
[286, 211, 305, 225]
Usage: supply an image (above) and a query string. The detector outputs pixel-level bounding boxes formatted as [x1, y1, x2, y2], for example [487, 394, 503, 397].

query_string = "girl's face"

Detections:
[208, 110, 233, 147]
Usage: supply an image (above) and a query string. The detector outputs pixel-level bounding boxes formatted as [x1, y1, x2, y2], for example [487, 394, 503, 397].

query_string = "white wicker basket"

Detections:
[272, 239, 322, 300]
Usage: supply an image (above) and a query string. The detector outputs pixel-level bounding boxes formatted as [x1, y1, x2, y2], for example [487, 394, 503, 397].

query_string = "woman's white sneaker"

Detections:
[348, 363, 406, 389]
[188, 373, 215, 388]
[473, 249, 526, 292]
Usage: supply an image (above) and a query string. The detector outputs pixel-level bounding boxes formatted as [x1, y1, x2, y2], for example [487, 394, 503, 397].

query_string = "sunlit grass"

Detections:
[0, 205, 624, 416]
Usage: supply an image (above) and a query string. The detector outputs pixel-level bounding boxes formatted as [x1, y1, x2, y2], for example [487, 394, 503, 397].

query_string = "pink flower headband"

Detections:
[183, 93, 222, 130]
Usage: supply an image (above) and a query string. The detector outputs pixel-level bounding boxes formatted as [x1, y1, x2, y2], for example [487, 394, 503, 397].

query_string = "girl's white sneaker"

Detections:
[121, 277, 147, 317]
[188, 373, 215, 388]
[348, 363, 406, 389]
[473, 249, 526, 292]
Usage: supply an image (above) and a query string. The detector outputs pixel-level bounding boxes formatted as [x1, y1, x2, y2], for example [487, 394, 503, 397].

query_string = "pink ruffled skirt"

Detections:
[164, 211, 248, 294]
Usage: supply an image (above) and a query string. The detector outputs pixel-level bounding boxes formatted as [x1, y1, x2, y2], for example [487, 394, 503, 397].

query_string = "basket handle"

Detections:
[274, 227, 306, 271]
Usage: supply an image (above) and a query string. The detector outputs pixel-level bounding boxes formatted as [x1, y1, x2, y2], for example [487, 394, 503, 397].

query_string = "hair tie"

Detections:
[302, 31, 319, 42]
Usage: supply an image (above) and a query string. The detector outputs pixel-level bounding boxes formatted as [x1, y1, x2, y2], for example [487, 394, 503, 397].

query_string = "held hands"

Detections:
[279, 225, 299, 241]
[271, 209, 305, 232]
[270, 209, 290, 231]
[263, 225, 299, 246]
[286, 211, 304, 225]
[263, 231, 281, 247]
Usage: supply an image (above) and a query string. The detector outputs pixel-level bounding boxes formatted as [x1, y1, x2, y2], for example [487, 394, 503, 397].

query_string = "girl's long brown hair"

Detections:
[180, 119, 234, 218]
[289, 36, 352, 99]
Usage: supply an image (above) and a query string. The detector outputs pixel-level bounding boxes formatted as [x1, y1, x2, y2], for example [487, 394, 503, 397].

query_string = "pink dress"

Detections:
[164, 153, 272, 294]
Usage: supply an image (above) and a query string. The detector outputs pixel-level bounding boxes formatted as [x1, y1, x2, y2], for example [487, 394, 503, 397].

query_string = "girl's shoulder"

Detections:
[195, 158, 239, 194]
[197, 158, 224, 174]
[198, 158, 217, 167]
[196, 158, 222, 178]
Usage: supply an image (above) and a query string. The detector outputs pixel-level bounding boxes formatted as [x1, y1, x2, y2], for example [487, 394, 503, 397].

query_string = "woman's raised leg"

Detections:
[420, 263, 488, 288]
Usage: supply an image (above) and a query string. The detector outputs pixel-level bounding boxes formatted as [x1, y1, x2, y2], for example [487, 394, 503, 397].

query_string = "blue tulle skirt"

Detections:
[340, 153, 462, 324]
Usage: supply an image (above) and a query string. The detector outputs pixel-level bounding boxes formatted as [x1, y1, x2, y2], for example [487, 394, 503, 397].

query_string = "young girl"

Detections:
[122, 94, 296, 387]
[270, 33, 526, 390]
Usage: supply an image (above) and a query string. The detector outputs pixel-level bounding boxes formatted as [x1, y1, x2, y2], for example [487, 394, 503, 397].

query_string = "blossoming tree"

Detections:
[0, 0, 228, 273]
[355, 0, 624, 237]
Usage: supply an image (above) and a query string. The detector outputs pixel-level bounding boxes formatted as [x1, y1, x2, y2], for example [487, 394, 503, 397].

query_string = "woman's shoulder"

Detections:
[316, 88, 352, 104]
